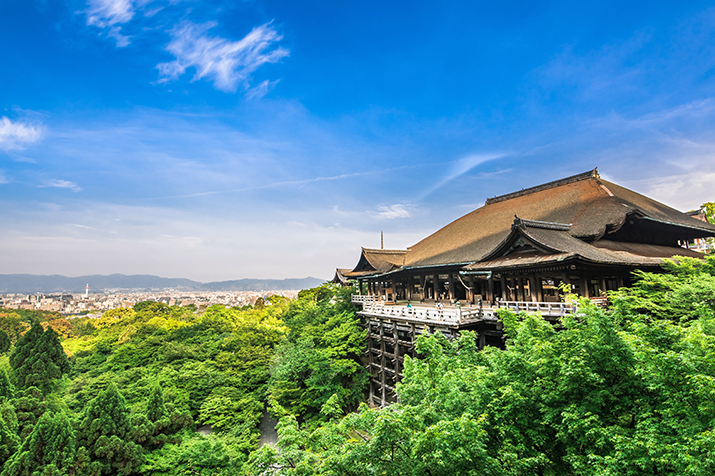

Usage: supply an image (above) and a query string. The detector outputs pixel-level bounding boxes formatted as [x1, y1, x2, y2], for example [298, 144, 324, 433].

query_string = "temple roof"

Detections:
[350, 248, 408, 275]
[340, 169, 714, 278]
[402, 169, 715, 268]
[463, 217, 704, 271]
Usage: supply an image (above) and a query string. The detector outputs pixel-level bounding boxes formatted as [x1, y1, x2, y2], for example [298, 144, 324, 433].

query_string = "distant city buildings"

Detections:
[0, 289, 300, 315]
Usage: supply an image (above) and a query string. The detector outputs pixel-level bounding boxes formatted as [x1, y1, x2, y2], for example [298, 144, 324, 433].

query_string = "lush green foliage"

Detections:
[249, 256, 715, 476]
[268, 286, 367, 425]
[2, 411, 83, 476]
[0, 284, 365, 474]
[0, 331, 10, 354]
[10, 322, 70, 394]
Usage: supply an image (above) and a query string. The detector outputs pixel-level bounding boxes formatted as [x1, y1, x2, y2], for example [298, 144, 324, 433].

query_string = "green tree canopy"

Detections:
[78, 382, 143, 475]
[0, 330, 10, 353]
[702, 201, 715, 223]
[0, 369, 14, 400]
[1, 411, 83, 476]
[11, 386, 48, 443]
[11, 325, 70, 394]
[249, 259, 715, 476]
[268, 284, 366, 425]
[0, 412, 19, 468]
[9, 321, 43, 375]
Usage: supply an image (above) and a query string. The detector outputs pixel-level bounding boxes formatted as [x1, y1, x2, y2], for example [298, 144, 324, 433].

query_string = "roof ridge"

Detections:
[362, 248, 408, 254]
[486, 168, 600, 205]
[514, 216, 572, 231]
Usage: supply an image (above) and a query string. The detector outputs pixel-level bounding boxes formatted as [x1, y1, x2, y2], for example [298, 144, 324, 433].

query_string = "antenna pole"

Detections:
[381, 231, 384, 249]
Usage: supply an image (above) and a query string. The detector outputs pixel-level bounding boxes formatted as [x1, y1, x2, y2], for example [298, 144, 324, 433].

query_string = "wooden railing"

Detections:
[496, 300, 576, 316]
[352, 296, 496, 325]
[351, 295, 578, 324]
[351, 295, 377, 304]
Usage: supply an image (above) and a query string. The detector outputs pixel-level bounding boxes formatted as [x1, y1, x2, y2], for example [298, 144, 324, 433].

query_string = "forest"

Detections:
[0, 255, 714, 475]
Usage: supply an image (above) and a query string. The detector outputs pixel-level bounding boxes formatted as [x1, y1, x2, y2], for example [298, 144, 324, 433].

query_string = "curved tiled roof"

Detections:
[464, 218, 704, 272]
[351, 248, 408, 274]
[402, 169, 715, 268]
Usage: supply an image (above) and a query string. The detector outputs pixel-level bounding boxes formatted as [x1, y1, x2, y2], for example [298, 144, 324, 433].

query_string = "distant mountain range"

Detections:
[0, 274, 327, 294]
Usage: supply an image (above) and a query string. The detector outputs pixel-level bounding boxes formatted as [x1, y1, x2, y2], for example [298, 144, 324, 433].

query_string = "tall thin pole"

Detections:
[381, 231, 384, 249]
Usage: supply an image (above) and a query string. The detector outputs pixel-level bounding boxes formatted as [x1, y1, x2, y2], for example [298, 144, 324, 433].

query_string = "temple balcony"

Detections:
[351, 295, 577, 326]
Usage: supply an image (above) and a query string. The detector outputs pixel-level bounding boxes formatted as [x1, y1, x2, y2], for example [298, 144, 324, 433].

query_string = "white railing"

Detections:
[352, 295, 577, 324]
[351, 295, 378, 304]
[359, 302, 461, 324]
[354, 299, 496, 325]
[496, 300, 576, 316]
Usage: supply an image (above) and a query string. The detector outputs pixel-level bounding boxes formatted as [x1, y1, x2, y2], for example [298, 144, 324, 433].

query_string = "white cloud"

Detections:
[0, 171, 8, 185]
[85, 0, 134, 27]
[84, 0, 135, 46]
[156, 21, 289, 93]
[375, 204, 411, 220]
[42, 180, 82, 193]
[246, 79, 280, 99]
[0, 117, 43, 151]
[620, 170, 715, 212]
[420, 153, 504, 199]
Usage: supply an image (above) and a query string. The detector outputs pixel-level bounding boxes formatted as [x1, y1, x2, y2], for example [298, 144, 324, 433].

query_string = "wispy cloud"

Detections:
[246, 79, 280, 99]
[0, 171, 8, 185]
[419, 153, 504, 199]
[84, 0, 135, 46]
[156, 21, 289, 93]
[0, 117, 43, 151]
[145, 163, 427, 200]
[41, 180, 82, 193]
[374, 204, 411, 220]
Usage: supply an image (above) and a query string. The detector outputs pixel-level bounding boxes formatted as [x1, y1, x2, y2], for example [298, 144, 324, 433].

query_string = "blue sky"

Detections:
[2, 0, 715, 281]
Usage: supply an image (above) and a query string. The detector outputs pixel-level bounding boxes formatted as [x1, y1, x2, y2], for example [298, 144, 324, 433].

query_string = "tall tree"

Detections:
[11, 325, 70, 394]
[0, 330, 10, 353]
[78, 382, 143, 475]
[8, 321, 43, 375]
[1, 411, 82, 476]
[11, 387, 47, 442]
[0, 369, 14, 400]
[131, 384, 192, 451]
[0, 413, 19, 468]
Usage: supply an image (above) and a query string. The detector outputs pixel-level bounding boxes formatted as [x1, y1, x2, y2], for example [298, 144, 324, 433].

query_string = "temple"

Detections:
[337, 168, 714, 305]
[336, 169, 715, 406]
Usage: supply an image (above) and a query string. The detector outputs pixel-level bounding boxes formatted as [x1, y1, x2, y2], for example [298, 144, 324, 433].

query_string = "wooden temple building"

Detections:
[334, 169, 715, 406]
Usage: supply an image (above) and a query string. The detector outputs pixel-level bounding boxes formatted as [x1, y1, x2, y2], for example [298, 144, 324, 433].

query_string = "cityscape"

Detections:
[0, 289, 300, 315]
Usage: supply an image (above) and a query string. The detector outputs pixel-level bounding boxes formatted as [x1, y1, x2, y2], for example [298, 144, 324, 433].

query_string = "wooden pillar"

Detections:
[367, 321, 374, 404]
[420, 275, 426, 301]
[393, 325, 400, 382]
[515, 277, 524, 301]
[468, 275, 475, 304]
[534, 275, 543, 302]
[433, 275, 439, 301]
[527, 275, 536, 302]
[379, 320, 386, 407]
[599, 274, 606, 297]
[581, 275, 590, 298]
[448, 273, 455, 302]
[487, 277, 494, 304]
[391, 279, 397, 302]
